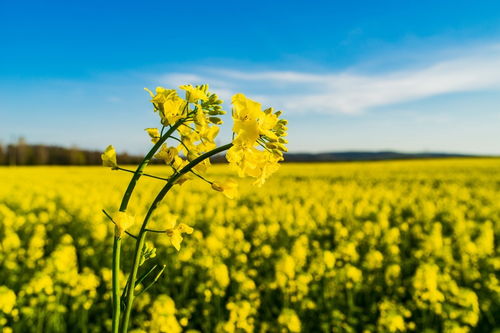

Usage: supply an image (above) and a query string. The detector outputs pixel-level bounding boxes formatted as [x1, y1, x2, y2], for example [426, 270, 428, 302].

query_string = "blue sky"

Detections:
[1, 0, 500, 154]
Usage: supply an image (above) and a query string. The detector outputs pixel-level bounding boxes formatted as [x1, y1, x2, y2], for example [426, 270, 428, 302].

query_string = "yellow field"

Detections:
[0, 159, 499, 332]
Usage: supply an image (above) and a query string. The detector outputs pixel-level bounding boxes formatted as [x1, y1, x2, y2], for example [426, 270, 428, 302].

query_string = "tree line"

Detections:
[0, 138, 143, 166]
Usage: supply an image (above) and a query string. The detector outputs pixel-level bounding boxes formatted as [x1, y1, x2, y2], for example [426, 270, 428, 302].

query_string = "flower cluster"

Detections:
[95, 85, 288, 332]
[227, 93, 288, 186]
[101, 85, 289, 243]
[146, 85, 225, 181]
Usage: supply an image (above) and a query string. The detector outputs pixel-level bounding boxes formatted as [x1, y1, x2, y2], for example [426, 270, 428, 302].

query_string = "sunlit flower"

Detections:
[145, 128, 161, 143]
[101, 145, 118, 169]
[113, 211, 135, 237]
[155, 145, 179, 165]
[211, 180, 239, 199]
[179, 84, 208, 103]
[165, 222, 194, 251]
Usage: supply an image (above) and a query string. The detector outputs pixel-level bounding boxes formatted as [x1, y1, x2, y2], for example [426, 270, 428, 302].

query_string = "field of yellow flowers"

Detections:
[0, 158, 499, 333]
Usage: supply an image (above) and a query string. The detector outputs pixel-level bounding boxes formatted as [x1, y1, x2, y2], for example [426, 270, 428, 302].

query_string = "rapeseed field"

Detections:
[0, 159, 498, 332]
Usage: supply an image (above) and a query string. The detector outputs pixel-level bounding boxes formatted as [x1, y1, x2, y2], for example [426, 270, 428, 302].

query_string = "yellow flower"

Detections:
[213, 263, 230, 288]
[160, 97, 185, 125]
[227, 93, 287, 186]
[113, 211, 135, 237]
[144, 87, 177, 108]
[211, 180, 239, 199]
[226, 145, 281, 186]
[145, 128, 161, 143]
[144, 87, 186, 125]
[232, 93, 261, 146]
[179, 84, 208, 102]
[278, 308, 301, 333]
[101, 145, 118, 169]
[0, 286, 16, 314]
[165, 223, 194, 251]
[259, 109, 279, 141]
[155, 145, 179, 165]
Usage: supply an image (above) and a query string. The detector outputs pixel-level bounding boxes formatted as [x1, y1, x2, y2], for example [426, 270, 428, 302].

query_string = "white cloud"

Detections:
[157, 43, 500, 114]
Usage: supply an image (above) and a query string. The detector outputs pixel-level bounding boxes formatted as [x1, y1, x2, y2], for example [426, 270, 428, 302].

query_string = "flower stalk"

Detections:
[110, 120, 184, 332]
[101, 84, 287, 332]
[120, 143, 232, 332]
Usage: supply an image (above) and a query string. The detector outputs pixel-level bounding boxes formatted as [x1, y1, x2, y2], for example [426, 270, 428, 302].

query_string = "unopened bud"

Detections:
[209, 117, 223, 125]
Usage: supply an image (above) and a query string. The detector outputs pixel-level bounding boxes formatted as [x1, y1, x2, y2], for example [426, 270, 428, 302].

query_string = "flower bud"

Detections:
[209, 117, 223, 125]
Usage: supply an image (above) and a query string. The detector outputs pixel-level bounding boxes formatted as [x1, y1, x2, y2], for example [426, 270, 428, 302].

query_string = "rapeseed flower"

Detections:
[101, 145, 118, 169]
[113, 211, 135, 237]
[0, 286, 16, 314]
[165, 222, 194, 251]
[145, 128, 161, 143]
[227, 93, 287, 186]
[211, 180, 239, 199]
[179, 84, 208, 103]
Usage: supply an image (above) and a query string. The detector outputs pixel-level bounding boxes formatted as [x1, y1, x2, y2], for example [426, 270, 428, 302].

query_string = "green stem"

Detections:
[120, 263, 157, 311]
[135, 264, 159, 288]
[111, 120, 184, 332]
[118, 120, 184, 211]
[120, 233, 146, 332]
[120, 143, 232, 332]
[136, 265, 166, 297]
[190, 169, 213, 184]
[116, 167, 169, 181]
[112, 236, 121, 333]
[169, 135, 192, 153]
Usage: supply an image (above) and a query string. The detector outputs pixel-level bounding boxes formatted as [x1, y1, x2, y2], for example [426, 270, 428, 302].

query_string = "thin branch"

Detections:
[136, 265, 166, 297]
[135, 264, 159, 288]
[102, 209, 138, 239]
[120, 143, 233, 331]
[116, 167, 169, 181]
[145, 228, 167, 233]
[169, 136, 191, 154]
[190, 169, 213, 184]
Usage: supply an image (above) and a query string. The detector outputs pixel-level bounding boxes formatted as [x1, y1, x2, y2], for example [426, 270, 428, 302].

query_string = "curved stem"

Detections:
[118, 120, 184, 211]
[169, 136, 191, 154]
[111, 120, 184, 332]
[120, 143, 232, 332]
[136, 265, 166, 297]
[120, 233, 146, 332]
[111, 236, 121, 333]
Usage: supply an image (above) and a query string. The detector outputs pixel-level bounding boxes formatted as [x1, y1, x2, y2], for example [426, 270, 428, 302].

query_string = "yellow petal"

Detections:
[145, 128, 160, 143]
[144, 87, 155, 98]
[179, 85, 208, 102]
[211, 180, 238, 199]
[101, 145, 118, 168]
[113, 211, 135, 237]
[176, 223, 194, 234]
[169, 230, 183, 251]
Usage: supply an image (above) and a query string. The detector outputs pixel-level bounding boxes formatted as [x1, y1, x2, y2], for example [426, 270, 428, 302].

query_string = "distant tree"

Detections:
[0, 144, 4, 165]
[7, 144, 16, 165]
[0, 142, 227, 166]
[69, 146, 86, 165]
[16, 137, 29, 165]
[34, 145, 49, 165]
